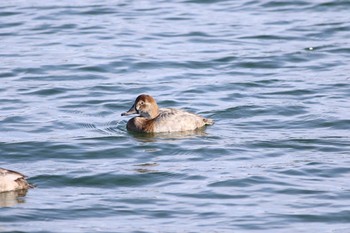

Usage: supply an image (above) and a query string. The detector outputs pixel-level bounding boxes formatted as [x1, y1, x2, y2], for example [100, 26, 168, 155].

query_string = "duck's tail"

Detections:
[16, 177, 35, 190]
[204, 118, 214, 125]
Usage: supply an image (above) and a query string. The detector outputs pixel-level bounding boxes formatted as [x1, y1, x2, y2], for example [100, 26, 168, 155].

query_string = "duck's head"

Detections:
[121, 94, 159, 119]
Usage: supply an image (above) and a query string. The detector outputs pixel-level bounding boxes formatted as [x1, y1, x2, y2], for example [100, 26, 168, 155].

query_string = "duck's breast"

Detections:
[153, 108, 207, 132]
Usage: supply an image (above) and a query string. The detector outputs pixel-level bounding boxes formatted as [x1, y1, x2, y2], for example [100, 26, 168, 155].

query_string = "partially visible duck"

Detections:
[121, 94, 214, 133]
[0, 168, 33, 193]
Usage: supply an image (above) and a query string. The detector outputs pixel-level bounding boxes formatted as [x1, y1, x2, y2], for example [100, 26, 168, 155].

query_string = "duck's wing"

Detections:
[158, 108, 183, 117]
[154, 108, 210, 132]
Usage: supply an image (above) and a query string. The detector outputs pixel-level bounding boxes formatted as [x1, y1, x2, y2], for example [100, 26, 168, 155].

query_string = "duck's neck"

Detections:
[140, 104, 159, 119]
[149, 105, 159, 119]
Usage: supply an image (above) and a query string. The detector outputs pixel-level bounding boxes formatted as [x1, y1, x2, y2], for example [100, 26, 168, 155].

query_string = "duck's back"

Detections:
[152, 108, 213, 133]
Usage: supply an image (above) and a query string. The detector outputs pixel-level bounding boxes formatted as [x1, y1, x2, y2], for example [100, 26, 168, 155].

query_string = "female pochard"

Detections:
[121, 94, 213, 133]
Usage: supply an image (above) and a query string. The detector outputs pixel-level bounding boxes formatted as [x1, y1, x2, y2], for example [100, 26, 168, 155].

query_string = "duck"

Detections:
[121, 94, 214, 133]
[0, 168, 33, 193]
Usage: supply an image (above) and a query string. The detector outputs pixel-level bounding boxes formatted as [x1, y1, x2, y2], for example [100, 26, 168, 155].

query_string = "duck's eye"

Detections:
[139, 101, 144, 105]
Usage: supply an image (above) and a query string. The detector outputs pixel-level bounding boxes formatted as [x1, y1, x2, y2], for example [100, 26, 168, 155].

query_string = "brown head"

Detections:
[121, 94, 159, 119]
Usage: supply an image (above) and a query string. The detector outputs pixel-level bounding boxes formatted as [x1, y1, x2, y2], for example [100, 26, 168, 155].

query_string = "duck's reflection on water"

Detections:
[129, 128, 209, 143]
[0, 189, 28, 207]
[134, 163, 159, 173]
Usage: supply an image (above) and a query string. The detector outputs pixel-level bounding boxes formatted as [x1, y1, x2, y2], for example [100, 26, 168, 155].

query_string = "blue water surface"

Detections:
[1, 0, 350, 232]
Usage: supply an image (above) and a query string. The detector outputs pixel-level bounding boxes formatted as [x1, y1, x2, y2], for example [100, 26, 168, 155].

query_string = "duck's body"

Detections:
[122, 95, 213, 133]
[126, 107, 213, 133]
[0, 168, 33, 193]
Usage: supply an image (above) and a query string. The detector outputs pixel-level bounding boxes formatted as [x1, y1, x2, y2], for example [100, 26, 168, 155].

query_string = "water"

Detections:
[1, 0, 350, 232]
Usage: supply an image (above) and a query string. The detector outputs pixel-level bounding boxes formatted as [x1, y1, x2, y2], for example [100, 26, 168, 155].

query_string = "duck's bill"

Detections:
[121, 105, 138, 116]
